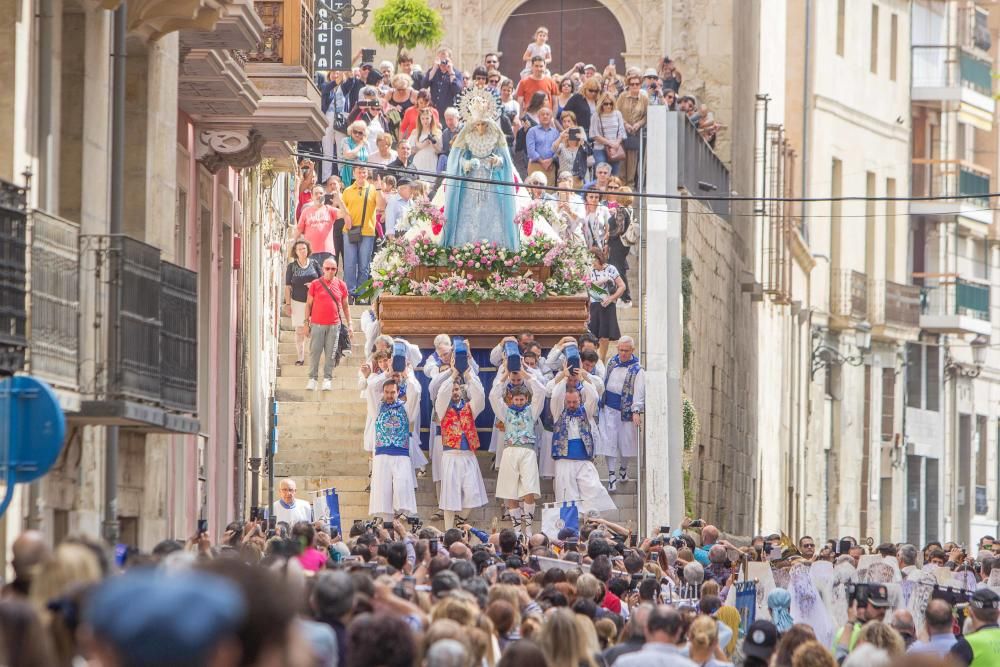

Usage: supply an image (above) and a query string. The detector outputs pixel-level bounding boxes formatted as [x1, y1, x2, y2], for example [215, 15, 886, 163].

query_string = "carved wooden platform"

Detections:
[377, 295, 589, 347]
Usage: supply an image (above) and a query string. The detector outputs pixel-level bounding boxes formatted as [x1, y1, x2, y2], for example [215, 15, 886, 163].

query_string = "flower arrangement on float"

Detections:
[368, 201, 591, 303]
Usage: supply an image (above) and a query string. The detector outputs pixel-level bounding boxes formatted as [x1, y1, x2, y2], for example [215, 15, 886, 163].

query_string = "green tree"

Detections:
[371, 0, 445, 64]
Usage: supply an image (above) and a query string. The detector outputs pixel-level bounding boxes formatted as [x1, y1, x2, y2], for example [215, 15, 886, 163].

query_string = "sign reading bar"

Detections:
[315, 3, 352, 71]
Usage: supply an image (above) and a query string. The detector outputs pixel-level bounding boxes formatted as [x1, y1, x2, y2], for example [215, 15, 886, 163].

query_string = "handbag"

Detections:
[346, 186, 369, 244]
[622, 133, 640, 151]
[621, 213, 639, 247]
[601, 116, 625, 162]
[317, 278, 352, 357]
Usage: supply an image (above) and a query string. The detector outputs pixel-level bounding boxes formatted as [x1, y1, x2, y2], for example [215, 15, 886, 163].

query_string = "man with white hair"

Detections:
[271, 478, 313, 526]
[597, 336, 644, 492]
[679, 561, 704, 599]
[425, 639, 469, 667]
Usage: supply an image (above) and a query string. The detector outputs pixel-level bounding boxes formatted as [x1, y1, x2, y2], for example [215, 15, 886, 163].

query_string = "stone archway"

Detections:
[479, 0, 642, 74]
[495, 0, 627, 76]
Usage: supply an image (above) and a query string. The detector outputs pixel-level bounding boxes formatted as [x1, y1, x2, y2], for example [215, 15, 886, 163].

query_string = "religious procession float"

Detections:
[368, 87, 592, 347]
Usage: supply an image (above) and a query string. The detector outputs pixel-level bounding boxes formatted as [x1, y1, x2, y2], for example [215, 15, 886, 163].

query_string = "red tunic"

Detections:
[441, 402, 480, 451]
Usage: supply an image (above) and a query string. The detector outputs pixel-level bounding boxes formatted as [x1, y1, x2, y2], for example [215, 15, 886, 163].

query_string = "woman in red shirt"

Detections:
[297, 185, 349, 265]
[295, 158, 317, 221]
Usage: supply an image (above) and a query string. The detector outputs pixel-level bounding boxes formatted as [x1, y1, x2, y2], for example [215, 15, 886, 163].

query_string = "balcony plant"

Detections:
[372, 0, 445, 64]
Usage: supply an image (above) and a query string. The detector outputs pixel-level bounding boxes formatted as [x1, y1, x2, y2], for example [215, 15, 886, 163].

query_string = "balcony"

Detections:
[910, 158, 993, 226]
[868, 279, 921, 341]
[74, 234, 199, 433]
[912, 46, 995, 121]
[830, 269, 868, 327]
[28, 210, 80, 393]
[919, 275, 992, 336]
[245, 0, 326, 155]
[0, 180, 27, 376]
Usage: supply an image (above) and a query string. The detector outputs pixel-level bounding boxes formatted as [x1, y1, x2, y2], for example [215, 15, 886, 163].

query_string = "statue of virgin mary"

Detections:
[440, 87, 519, 250]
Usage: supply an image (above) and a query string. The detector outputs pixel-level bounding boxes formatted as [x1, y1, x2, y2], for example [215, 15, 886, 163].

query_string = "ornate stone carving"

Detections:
[127, 0, 223, 42]
[195, 129, 266, 173]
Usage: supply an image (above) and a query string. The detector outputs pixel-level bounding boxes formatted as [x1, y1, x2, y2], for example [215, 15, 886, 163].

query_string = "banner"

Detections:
[541, 501, 579, 539]
[313, 488, 342, 535]
[735, 581, 758, 638]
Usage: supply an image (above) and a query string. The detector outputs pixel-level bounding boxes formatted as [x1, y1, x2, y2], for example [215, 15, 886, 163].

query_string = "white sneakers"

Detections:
[306, 379, 333, 391]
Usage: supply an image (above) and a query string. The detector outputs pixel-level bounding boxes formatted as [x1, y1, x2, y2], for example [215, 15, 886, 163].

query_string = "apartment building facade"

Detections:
[0, 0, 318, 559]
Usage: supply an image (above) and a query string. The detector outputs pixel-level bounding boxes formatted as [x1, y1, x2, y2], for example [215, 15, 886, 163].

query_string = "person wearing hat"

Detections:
[83, 570, 245, 667]
[740, 620, 778, 666]
[834, 583, 891, 654]
[950, 588, 1000, 665]
[383, 176, 413, 236]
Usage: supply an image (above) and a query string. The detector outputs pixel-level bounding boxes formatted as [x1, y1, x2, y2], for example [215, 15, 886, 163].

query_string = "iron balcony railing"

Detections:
[884, 281, 922, 328]
[0, 180, 27, 375]
[831, 269, 868, 320]
[921, 276, 991, 321]
[674, 111, 731, 219]
[160, 261, 198, 413]
[912, 45, 993, 96]
[29, 210, 79, 388]
[83, 234, 198, 413]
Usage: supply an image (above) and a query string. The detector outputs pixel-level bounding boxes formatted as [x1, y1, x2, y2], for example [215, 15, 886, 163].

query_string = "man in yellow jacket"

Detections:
[341, 165, 378, 304]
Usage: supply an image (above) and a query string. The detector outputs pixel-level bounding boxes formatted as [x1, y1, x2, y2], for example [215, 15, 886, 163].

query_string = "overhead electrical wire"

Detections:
[293, 149, 1000, 211]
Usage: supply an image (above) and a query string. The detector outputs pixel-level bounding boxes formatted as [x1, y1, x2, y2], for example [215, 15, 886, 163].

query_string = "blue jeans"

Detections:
[592, 148, 621, 176]
[343, 233, 376, 296]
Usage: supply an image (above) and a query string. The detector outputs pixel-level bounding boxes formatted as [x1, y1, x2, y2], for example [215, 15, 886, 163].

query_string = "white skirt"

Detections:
[431, 426, 443, 482]
[438, 449, 489, 511]
[291, 300, 308, 328]
[369, 454, 418, 516]
[596, 406, 639, 458]
[537, 431, 555, 479]
[553, 459, 617, 515]
[496, 447, 541, 500]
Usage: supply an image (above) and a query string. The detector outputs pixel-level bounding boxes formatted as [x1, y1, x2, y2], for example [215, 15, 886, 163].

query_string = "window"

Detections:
[870, 3, 880, 74]
[865, 171, 876, 277]
[906, 342, 940, 411]
[837, 0, 846, 56]
[831, 159, 843, 268]
[889, 14, 898, 81]
[881, 367, 895, 441]
[976, 415, 988, 488]
[885, 178, 897, 277]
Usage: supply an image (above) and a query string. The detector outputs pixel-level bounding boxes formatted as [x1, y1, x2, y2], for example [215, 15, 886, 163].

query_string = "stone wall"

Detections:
[681, 198, 758, 535]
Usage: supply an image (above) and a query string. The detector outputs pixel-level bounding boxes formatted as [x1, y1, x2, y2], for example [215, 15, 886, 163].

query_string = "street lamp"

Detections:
[945, 334, 989, 378]
[811, 321, 872, 379]
[316, 0, 370, 28]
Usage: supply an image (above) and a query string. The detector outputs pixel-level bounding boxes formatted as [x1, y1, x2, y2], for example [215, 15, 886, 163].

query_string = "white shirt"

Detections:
[271, 498, 313, 526]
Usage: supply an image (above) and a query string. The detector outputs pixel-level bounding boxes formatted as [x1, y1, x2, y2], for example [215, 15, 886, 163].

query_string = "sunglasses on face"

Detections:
[489, 78, 500, 84]
[602, 103, 614, 107]
[474, 76, 487, 82]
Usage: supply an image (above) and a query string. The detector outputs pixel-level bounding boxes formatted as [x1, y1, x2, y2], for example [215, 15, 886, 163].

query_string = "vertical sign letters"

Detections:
[315, 3, 352, 71]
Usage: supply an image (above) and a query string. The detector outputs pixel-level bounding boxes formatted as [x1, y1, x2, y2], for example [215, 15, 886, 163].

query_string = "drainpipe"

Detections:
[800, 0, 812, 241]
[102, 1, 126, 546]
[36, 0, 56, 212]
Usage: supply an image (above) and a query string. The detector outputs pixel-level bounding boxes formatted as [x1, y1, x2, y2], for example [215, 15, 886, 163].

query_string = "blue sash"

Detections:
[604, 391, 622, 410]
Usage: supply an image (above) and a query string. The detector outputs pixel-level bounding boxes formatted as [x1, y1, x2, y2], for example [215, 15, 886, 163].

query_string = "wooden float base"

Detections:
[376, 295, 589, 348]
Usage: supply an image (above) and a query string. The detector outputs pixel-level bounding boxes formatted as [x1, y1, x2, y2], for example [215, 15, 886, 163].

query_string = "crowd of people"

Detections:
[5, 517, 1000, 666]
[290, 36, 719, 312]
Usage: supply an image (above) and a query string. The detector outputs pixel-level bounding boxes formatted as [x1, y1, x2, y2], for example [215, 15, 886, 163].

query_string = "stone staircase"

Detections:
[272, 256, 643, 531]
